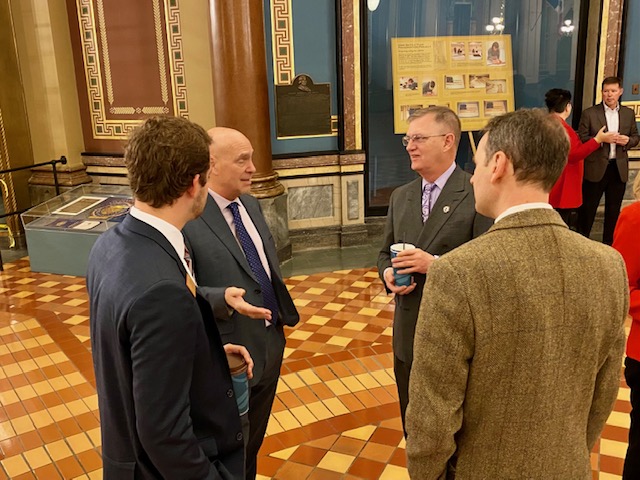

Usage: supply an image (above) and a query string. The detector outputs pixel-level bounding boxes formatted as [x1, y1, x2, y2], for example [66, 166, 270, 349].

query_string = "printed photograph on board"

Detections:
[486, 40, 506, 65]
[457, 101, 480, 118]
[445, 74, 465, 90]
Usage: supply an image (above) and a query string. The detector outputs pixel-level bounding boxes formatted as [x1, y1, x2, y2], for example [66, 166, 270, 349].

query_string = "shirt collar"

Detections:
[422, 161, 456, 191]
[494, 202, 553, 223]
[129, 206, 186, 261]
[209, 189, 239, 210]
[604, 102, 620, 113]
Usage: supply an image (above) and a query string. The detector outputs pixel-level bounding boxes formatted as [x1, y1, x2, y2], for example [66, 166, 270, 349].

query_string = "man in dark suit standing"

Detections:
[87, 116, 250, 479]
[377, 106, 491, 433]
[183, 127, 299, 480]
[578, 76, 639, 244]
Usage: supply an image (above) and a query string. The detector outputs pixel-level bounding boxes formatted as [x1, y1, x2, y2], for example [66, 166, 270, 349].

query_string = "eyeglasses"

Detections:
[401, 133, 448, 147]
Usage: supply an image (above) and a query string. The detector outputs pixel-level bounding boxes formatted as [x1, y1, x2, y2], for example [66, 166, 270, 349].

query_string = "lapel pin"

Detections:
[443, 206, 450, 213]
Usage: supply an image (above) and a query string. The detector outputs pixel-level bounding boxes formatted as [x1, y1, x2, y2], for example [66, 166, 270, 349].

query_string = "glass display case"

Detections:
[22, 184, 133, 276]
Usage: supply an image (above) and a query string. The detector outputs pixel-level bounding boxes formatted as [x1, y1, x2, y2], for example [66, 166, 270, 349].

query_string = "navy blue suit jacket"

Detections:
[87, 214, 244, 479]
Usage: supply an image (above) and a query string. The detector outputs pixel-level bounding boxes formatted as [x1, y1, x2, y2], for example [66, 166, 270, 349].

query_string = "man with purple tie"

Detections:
[377, 106, 491, 433]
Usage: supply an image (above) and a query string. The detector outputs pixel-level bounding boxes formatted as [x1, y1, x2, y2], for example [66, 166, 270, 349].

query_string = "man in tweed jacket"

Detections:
[406, 109, 629, 479]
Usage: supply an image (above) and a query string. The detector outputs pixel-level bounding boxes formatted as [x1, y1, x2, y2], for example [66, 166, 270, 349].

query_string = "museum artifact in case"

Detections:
[22, 184, 133, 276]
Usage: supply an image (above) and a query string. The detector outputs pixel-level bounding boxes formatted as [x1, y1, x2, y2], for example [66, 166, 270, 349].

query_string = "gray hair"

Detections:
[408, 106, 462, 147]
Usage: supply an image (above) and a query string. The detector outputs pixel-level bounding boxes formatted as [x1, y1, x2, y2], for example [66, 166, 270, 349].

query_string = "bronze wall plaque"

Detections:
[275, 75, 331, 138]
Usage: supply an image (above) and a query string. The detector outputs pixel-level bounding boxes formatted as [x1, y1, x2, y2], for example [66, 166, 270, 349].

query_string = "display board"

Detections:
[391, 35, 515, 133]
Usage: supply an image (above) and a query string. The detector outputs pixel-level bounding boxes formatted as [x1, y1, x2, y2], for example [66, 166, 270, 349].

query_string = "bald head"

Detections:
[207, 127, 256, 200]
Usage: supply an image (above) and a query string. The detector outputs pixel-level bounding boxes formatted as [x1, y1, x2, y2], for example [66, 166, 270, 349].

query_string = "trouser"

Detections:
[245, 323, 285, 480]
[577, 162, 626, 245]
[394, 354, 412, 437]
[555, 207, 579, 231]
[624, 357, 640, 480]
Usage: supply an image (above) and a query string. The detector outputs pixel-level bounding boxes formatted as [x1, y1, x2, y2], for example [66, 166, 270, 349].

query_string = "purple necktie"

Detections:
[422, 183, 434, 222]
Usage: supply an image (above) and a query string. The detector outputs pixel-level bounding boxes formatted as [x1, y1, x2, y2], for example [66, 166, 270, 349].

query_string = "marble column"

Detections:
[209, 0, 290, 259]
[209, 0, 283, 198]
[603, 0, 624, 78]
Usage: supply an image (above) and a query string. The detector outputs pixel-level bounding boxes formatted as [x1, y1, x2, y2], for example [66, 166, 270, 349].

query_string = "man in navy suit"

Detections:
[183, 127, 299, 480]
[87, 116, 252, 479]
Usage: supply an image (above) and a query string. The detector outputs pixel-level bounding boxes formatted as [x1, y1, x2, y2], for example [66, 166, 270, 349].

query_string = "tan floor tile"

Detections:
[316, 451, 355, 473]
[45, 440, 73, 461]
[1, 454, 30, 477]
[22, 446, 51, 470]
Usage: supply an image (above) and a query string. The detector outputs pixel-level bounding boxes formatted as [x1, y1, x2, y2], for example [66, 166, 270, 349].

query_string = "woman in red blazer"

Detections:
[545, 89, 612, 229]
[613, 174, 640, 480]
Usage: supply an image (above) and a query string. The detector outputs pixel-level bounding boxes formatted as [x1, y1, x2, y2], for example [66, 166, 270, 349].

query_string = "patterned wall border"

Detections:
[270, 0, 295, 85]
[75, 0, 188, 140]
[624, 101, 640, 121]
[0, 107, 18, 229]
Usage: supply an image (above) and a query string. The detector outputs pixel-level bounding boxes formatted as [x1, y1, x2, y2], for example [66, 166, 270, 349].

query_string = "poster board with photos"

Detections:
[391, 35, 514, 133]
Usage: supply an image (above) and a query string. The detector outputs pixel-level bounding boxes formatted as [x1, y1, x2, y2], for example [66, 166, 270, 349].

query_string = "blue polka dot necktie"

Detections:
[228, 202, 279, 323]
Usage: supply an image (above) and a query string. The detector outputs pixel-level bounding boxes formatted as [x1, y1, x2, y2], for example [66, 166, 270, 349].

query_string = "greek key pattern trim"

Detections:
[624, 101, 640, 121]
[165, 0, 188, 118]
[270, 0, 295, 85]
[76, 0, 187, 139]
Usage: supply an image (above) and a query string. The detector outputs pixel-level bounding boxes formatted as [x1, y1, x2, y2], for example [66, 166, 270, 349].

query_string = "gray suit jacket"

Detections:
[183, 194, 299, 385]
[377, 166, 491, 364]
[577, 102, 639, 182]
[406, 209, 629, 480]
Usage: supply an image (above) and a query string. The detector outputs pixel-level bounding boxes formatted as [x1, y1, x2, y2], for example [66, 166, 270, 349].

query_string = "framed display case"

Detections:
[21, 184, 133, 276]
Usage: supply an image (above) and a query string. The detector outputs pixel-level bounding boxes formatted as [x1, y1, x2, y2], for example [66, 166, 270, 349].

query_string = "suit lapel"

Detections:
[200, 196, 255, 279]
[400, 179, 425, 244]
[596, 103, 607, 130]
[416, 167, 470, 248]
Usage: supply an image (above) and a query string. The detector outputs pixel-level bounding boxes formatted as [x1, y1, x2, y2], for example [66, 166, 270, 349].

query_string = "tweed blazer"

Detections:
[377, 166, 491, 364]
[577, 102, 639, 183]
[406, 208, 628, 480]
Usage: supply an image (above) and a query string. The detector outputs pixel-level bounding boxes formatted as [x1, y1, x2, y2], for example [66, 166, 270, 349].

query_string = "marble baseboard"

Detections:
[340, 224, 368, 247]
[290, 226, 342, 252]
[290, 222, 375, 252]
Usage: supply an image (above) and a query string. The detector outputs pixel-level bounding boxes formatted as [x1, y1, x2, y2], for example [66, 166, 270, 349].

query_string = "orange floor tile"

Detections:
[0, 257, 632, 479]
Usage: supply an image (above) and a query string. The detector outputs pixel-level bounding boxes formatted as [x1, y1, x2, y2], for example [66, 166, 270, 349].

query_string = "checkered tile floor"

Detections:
[0, 257, 632, 479]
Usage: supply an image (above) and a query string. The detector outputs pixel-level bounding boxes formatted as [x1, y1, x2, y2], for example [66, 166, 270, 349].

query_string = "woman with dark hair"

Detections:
[545, 88, 613, 229]
[613, 174, 640, 480]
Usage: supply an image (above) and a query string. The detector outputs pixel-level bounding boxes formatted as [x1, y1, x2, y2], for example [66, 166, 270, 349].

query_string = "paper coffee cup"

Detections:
[390, 243, 415, 287]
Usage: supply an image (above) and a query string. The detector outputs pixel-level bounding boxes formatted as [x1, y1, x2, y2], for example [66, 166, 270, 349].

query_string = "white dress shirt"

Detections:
[604, 103, 620, 160]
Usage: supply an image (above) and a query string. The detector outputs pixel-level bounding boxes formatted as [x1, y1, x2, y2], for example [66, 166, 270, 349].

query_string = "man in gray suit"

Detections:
[183, 127, 299, 480]
[577, 76, 639, 244]
[407, 109, 628, 479]
[377, 106, 490, 432]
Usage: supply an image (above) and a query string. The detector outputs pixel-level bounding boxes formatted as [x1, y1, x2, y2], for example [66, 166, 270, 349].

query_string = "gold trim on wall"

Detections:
[76, 0, 188, 140]
[270, 0, 295, 86]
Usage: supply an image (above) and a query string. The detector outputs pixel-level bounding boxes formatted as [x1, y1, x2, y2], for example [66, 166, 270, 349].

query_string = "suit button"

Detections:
[227, 389, 234, 398]
[236, 432, 243, 441]
[254, 288, 261, 294]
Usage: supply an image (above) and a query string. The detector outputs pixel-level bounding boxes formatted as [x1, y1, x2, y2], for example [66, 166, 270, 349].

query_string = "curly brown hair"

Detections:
[125, 116, 211, 208]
